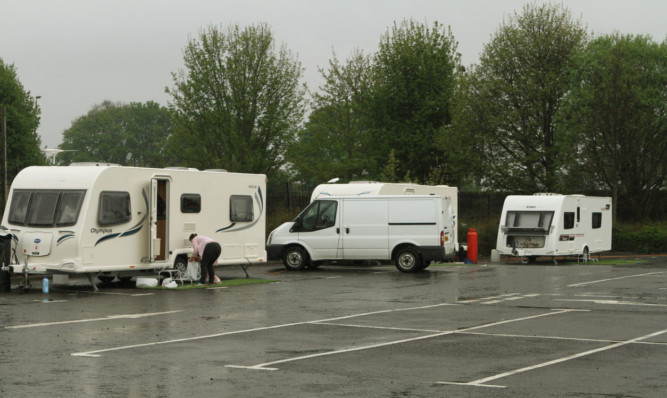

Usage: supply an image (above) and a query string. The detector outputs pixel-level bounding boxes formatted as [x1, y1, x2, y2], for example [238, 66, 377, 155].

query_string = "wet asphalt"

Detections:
[1, 255, 666, 397]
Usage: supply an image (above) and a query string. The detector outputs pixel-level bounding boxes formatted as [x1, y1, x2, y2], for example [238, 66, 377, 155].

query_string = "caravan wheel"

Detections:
[173, 257, 188, 278]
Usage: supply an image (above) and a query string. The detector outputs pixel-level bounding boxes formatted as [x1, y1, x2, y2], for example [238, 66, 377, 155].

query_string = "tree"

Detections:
[453, 3, 587, 192]
[59, 100, 172, 167]
[369, 19, 460, 183]
[286, 50, 373, 183]
[0, 59, 45, 201]
[166, 23, 306, 176]
[562, 34, 667, 221]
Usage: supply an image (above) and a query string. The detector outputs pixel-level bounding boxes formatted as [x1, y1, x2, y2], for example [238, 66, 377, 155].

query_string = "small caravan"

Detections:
[267, 195, 456, 272]
[495, 194, 612, 262]
[1, 165, 266, 287]
[310, 182, 459, 248]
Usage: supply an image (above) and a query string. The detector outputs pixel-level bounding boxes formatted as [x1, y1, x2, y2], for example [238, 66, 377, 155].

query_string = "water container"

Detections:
[42, 276, 49, 294]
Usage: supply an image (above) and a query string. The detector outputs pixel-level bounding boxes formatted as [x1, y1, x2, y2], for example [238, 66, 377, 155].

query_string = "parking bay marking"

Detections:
[70, 302, 458, 358]
[6, 310, 183, 329]
[567, 271, 665, 288]
[437, 328, 667, 389]
[226, 309, 581, 371]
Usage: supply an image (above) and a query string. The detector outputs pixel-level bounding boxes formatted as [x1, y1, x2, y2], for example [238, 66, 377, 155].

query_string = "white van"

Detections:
[311, 181, 459, 249]
[1, 164, 267, 289]
[267, 195, 456, 272]
[495, 193, 612, 262]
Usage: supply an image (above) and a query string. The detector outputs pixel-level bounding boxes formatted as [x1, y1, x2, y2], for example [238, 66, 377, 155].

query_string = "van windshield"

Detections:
[505, 211, 554, 233]
[8, 189, 86, 227]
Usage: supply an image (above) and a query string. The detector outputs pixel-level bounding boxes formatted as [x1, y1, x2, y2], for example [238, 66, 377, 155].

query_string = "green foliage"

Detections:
[0, 58, 45, 197]
[562, 34, 667, 220]
[286, 50, 373, 184]
[166, 23, 306, 176]
[453, 3, 587, 192]
[369, 20, 461, 182]
[612, 223, 667, 253]
[59, 100, 172, 167]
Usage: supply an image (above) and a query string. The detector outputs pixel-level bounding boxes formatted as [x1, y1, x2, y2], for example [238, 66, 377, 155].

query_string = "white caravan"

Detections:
[267, 195, 456, 272]
[311, 181, 460, 248]
[495, 193, 612, 262]
[1, 164, 266, 288]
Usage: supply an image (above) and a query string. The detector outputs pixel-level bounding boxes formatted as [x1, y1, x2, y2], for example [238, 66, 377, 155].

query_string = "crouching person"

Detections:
[188, 233, 222, 285]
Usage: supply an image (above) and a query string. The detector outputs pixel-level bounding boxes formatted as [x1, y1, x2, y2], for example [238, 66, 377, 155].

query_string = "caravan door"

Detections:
[149, 178, 169, 263]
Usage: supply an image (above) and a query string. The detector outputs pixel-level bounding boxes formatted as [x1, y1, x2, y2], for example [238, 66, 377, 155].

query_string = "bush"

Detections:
[612, 223, 667, 253]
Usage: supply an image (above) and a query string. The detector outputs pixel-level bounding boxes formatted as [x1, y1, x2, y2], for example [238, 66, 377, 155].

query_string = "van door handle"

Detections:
[336, 228, 340, 234]
[346, 227, 350, 234]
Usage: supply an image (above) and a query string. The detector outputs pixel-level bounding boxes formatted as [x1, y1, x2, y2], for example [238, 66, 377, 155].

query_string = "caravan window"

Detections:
[7, 189, 85, 227]
[505, 211, 554, 232]
[55, 191, 85, 226]
[230, 195, 254, 222]
[7, 191, 31, 225]
[26, 191, 59, 226]
[564, 212, 575, 229]
[99, 191, 131, 226]
[181, 194, 201, 213]
[592, 212, 602, 229]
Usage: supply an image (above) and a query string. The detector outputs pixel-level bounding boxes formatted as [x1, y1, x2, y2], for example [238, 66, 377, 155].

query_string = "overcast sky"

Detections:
[2, 0, 666, 149]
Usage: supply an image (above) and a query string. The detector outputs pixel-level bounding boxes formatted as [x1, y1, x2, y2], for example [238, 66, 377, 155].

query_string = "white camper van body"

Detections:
[311, 182, 459, 248]
[1, 165, 266, 281]
[267, 195, 456, 272]
[495, 194, 612, 261]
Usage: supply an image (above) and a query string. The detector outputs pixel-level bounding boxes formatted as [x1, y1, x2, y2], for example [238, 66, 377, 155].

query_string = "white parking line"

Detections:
[438, 328, 667, 388]
[6, 310, 183, 329]
[555, 299, 667, 307]
[226, 309, 580, 371]
[567, 271, 665, 287]
[71, 302, 458, 358]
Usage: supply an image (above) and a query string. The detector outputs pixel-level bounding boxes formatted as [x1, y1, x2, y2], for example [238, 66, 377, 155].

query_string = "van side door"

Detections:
[340, 198, 389, 260]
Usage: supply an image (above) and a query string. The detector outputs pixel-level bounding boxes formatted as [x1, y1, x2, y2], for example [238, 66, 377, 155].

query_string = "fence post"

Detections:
[286, 181, 292, 212]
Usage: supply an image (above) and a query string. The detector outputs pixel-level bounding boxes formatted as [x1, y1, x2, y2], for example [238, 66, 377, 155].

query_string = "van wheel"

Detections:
[395, 248, 421, 273]
[283, 247, 308, 271]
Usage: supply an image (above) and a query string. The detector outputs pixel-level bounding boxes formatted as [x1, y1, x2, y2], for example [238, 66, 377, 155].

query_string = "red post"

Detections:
[467, 228, 478, 263]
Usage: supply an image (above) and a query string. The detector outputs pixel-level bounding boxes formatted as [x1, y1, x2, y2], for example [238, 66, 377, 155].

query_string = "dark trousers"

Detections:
[200, 242, 221, 283]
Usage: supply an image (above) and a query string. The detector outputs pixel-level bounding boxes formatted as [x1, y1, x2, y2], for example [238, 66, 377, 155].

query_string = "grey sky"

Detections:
[2, 0, 666, 149]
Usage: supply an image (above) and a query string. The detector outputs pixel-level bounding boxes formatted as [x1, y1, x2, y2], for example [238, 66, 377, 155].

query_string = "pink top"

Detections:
[191, 235, 218, 265]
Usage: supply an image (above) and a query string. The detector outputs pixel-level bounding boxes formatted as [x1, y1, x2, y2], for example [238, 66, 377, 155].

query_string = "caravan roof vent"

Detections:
[69, 162, 120, 167]
[204, 169, 228, 173]
[534, 192, 562, 196]
[164, 167, 199, 171]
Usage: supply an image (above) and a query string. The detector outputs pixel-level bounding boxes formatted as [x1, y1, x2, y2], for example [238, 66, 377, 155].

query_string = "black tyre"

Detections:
[173, 256, 188, 279]
[283, 246, 308, 271]
[395, 248, 422, 273]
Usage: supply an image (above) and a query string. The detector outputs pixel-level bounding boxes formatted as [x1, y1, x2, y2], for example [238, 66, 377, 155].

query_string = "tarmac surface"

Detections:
[1, 254, 666, 397]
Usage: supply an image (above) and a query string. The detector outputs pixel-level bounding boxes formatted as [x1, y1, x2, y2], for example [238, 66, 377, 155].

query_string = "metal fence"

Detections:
[266, 181, 667, 224]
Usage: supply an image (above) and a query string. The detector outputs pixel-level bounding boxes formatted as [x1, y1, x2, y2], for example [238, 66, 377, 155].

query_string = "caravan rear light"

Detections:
[440, 231, 445, 247]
